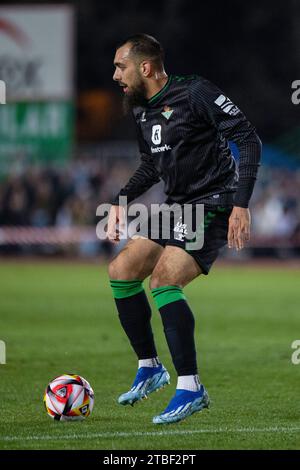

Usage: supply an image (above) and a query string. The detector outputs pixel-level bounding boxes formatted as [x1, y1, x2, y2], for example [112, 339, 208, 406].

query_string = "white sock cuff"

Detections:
[138, 357, 161, 368]
[177, 375, 201, 391]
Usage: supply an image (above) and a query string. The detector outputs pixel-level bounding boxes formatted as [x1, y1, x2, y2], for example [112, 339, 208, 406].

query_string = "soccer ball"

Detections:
[44, 374, 94, 421]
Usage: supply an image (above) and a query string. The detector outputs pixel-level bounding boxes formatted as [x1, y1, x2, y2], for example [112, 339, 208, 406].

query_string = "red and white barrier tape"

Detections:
[0, 226, 299, 247]
[0, 227, 98, 245]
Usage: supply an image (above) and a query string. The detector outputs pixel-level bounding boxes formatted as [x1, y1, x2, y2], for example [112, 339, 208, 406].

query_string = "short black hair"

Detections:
[116, 33, 164, 70]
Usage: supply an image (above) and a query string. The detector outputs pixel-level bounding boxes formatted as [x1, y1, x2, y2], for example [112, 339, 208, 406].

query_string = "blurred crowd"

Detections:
[0, 155, 135, 229]
[0, 154, 299, 249]
[251, 167, 300, 241]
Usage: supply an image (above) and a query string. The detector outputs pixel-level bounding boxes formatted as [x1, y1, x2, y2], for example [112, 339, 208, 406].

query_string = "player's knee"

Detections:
[107, 259, 118, 279]
[108, 258, 131, 280]
[149, 276, 163, 289]
[149, 271, 175, 289]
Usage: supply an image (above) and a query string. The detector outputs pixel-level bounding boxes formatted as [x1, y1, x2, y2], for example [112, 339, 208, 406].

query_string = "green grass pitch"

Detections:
[0, 261, 299, 450]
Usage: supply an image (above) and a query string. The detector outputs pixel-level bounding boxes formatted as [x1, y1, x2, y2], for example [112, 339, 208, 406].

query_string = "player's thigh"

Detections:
[108, 237, 163, 281]
[150, 245, 202, 289]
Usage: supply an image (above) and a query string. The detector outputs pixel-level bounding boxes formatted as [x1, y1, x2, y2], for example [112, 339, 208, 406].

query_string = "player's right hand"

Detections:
[107, 205, 126, 243]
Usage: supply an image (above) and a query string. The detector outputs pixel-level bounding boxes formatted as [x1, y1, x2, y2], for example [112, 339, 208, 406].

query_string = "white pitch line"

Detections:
[1, 427, 300, 442]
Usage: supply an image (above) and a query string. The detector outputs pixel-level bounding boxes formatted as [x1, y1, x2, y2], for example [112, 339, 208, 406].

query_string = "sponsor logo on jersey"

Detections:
[151, 144, 172, 153]
[151, 124, 171, 153]
[161, 105, 174, 120]
[151, 124, 162, 145]
[214, 94, 240, 116]
[141, 111, 146, 122]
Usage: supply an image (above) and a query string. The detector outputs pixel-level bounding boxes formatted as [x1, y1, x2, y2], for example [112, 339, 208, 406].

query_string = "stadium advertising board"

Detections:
[0, 5, 74, 168]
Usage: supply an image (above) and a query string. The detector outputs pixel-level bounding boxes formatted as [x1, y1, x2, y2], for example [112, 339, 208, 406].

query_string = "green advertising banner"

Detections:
[0, 101, 73, 172]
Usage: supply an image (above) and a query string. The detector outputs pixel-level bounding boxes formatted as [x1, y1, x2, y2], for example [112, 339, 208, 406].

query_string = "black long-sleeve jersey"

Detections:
[113, 75, 262, 208]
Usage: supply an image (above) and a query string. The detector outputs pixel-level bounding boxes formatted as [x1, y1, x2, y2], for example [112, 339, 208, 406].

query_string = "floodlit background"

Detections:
[0, 0, 299, 451]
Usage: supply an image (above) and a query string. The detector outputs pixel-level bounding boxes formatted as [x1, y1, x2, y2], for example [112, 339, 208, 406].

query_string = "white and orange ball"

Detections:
[44, 374, 94, 421]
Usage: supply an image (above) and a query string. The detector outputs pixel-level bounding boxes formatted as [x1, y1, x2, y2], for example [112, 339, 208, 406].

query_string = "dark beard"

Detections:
[122, 81, 148, 114]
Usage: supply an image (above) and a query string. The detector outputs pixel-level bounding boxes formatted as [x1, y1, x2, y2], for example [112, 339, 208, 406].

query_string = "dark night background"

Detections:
[76, 0, 299, 142]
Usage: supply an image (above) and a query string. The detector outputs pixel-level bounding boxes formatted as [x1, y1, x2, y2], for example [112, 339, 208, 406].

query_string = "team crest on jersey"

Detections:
[161, 105, 174, 120]
[151, 124, 162, 145]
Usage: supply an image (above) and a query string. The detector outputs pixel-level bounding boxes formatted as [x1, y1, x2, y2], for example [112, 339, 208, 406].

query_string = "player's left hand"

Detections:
[227, 206, 251, 250]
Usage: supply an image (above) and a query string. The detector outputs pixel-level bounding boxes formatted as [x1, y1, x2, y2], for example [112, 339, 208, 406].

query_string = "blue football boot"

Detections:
[153, 385, 209, 424]
[118, 364, 170, 406]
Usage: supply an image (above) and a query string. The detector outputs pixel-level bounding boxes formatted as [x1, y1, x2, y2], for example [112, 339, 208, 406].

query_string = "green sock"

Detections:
[110, 279, 144, 299]
[151, 285, 186, 310]
[110, 279, 158, 359]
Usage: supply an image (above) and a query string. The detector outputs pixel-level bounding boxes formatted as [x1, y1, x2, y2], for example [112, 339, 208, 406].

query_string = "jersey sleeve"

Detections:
[111, 123, 160, 205]
[189, 78, 262, 208]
